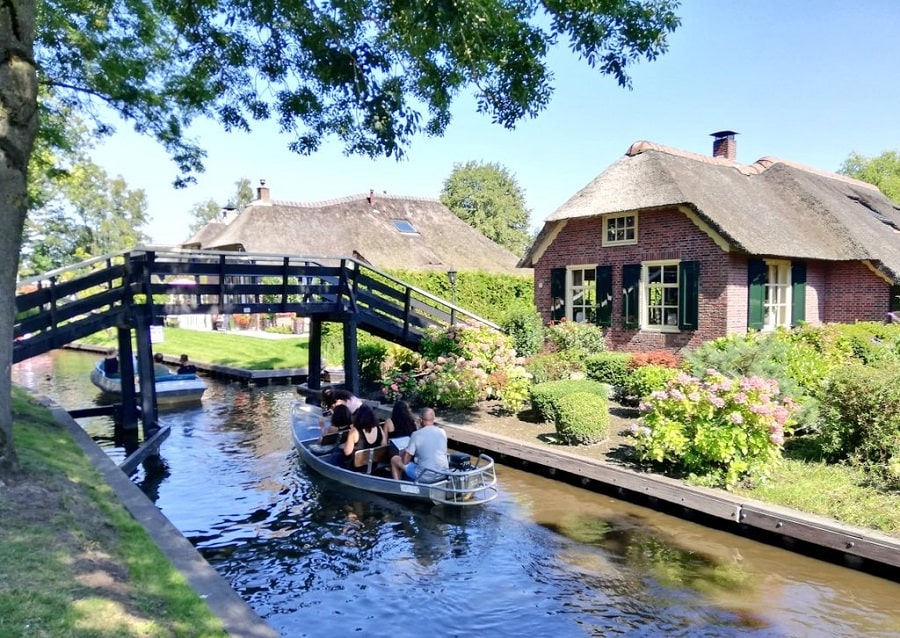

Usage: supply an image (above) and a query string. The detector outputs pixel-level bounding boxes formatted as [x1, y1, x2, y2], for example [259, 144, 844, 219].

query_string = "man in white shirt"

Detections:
[390, 407, 449, 481]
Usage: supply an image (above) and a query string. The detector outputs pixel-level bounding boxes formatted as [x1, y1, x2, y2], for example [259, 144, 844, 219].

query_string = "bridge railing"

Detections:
[14, 247, 500, 361]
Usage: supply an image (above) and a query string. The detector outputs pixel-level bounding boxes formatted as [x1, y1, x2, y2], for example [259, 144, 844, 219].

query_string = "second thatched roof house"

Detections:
[183, 183, 522, 274]
[519, 132, 900, 354]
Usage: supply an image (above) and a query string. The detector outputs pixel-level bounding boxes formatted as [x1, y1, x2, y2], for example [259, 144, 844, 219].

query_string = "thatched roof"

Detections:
[519, 141, 900, 283]
[183, 191, 523, 273]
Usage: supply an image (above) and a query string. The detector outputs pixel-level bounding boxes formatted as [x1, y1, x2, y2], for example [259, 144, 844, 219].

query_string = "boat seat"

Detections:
[309, 429, 349, 456]
[353, 445, 391, 474]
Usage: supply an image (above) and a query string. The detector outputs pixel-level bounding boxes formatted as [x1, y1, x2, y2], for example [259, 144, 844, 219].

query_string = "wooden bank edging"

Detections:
[439, 422, 900, 573]
[42, 398, 280, 638]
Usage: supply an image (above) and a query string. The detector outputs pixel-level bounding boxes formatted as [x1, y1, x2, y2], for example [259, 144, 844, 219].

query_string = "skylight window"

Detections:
[849, 195, 899, 231]
[392, 219, 418, 234]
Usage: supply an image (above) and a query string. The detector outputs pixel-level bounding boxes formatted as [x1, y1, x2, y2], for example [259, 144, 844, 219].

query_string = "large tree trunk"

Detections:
[0, 0, 37, 477]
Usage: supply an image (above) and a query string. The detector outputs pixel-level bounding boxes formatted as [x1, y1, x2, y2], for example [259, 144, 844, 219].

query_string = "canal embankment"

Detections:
[298, 386, 900, 579]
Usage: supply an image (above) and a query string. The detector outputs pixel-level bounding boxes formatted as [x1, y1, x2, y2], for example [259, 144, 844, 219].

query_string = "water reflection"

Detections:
[13, 350, 900, 638]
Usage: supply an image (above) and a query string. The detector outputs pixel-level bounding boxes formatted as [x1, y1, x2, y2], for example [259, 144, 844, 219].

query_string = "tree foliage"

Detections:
[1, 0, 682, 474]
[440, 161, 532, 256]
[839, 151, 900, 204]
[187, 177, 256, 235]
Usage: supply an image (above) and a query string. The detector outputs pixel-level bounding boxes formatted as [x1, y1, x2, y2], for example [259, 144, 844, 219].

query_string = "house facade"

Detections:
[519, 133, 900, 354]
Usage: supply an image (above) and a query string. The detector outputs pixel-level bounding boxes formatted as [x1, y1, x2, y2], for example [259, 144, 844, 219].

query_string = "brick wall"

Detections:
[823, 261, 892, 322]
[533, 211, 893, 354]
[535, 208, 730, 355]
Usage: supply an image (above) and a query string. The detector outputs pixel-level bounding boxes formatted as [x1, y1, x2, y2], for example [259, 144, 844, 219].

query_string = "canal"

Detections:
[12, 350, 900, 637]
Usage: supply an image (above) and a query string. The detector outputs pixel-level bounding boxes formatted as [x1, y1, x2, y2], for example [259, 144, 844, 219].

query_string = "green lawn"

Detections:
[77, 327, 333, 370]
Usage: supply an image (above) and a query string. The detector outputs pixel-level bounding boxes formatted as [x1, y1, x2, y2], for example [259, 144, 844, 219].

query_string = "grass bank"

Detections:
[77, 327, 325, 369]
[0, 388, 228, 637]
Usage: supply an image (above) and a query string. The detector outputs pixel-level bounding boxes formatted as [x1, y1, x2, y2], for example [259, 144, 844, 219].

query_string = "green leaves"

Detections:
[34, 0, 682, 182]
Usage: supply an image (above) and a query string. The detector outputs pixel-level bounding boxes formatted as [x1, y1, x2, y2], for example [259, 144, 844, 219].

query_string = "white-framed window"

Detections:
[642, 260, 680, 331]
[602, 213, 638, 246]
[764, 260, 792, 330]
[567, 265, 597, 323]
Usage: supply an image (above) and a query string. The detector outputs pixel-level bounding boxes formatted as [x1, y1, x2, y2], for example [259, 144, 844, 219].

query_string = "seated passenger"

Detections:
[341, 405, 387, 471]
[384, 400, 418, 439]
[152, 353, 171, 377]
[102, 348, 119, 377]
[322, 386, 363, 415]
[319, 404, 353, 441]
[177, 353, 197, 375]
[390, 408, 449, 482]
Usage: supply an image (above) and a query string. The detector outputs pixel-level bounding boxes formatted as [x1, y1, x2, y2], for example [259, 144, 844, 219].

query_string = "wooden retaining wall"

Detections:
[439, 422, 900, 578]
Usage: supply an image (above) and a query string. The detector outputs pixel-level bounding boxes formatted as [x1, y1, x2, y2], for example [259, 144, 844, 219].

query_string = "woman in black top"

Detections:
[384, 400, 418, 439]
[342, 405, 387, 470]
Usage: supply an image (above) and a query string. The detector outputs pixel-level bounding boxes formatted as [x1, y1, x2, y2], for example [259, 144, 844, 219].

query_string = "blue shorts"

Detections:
[403, 461, 419, 480]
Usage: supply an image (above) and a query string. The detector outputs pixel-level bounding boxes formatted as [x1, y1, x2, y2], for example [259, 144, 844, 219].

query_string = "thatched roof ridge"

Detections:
[520, 140, 900, 282]
[185, 191, 525, 274]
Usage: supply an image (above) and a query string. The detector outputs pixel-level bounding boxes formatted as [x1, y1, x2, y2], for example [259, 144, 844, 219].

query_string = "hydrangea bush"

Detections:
[629, 369, 798, 489]
[381, 325, 529, 411]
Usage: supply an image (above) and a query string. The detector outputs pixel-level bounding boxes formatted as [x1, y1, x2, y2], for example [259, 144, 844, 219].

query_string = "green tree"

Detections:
[187, 178, 256, 236]
[441, 161, 533, 256]
[839, 151, 900, 204]
[1, 0, 681, 474]
[20, 162, 150, 277]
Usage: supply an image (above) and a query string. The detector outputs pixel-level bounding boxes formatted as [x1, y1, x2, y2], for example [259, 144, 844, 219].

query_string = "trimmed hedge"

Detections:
[584, 352, 632, 387]
[554, 392, 610, 445]
[530, 379, 608, 423]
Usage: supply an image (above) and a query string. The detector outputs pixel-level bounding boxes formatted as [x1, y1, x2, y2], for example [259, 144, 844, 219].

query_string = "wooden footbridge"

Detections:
[14, 247, 497, 458]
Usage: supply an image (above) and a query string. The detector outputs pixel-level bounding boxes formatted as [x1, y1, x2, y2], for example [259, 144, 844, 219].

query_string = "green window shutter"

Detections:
[791, 262, 807, 326]
[890, 285, 900, 313]
[747, 259, 766, 331]
[550, 267, 566, 322]
[678, 261, 700, 330]
[622, 264, 641, 329]
[595, 265, 613, 327]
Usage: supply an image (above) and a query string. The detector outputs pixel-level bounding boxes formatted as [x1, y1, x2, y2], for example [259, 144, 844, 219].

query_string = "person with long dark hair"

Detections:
[384, 400, 418, 439]
[342, 405, 387, 471]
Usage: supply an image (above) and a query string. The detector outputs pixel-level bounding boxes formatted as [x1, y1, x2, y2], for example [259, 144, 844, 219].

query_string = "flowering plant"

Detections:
[629, 369, 797, 489]
[381, 372, 419, 404]
[417, 355, 487, 409]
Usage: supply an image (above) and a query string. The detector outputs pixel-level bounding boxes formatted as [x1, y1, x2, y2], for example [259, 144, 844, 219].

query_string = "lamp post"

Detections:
[447, 270, 458, 325]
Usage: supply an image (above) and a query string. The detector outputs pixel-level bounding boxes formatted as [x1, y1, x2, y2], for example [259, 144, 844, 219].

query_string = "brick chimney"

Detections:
[256, 179, 270, 203]
[710, 130, 738, 160]
[367, 188, 375, 206]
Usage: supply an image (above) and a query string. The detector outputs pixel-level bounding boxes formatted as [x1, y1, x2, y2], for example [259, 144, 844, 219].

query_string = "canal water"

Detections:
[13, 350, 900, 637]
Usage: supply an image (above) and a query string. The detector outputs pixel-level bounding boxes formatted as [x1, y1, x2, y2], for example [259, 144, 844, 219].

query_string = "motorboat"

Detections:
[89, 360, 206, 406]
[290, 401, 498, 506]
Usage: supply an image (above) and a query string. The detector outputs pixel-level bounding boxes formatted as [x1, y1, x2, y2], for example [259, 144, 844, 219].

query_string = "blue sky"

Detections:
[92, 1, 900, 246]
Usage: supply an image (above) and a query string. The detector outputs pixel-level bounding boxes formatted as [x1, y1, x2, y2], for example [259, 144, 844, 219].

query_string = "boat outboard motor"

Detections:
[449, 452, 475, 472]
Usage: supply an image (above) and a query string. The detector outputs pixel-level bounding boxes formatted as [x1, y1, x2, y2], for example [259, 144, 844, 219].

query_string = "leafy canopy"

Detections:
[441, 160, 532, 256]
[36, 0, 682, 184]
[839, 151, 900, 204]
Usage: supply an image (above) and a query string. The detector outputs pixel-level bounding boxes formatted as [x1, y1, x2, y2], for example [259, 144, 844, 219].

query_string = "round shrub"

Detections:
[530, 379, 608, 423]
[818, 363, 900, 488]
[584, 352, 632, 387]
[501, 307, 544, 358]
[554, 392, 610, 445]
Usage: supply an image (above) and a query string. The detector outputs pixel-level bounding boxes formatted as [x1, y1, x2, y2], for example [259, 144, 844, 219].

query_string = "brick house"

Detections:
[518, 132, 900, 354]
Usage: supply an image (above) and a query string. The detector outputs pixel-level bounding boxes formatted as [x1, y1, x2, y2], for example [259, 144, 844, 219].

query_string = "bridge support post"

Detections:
[133, 313, 159, 437]
[308, 318, 323, 391]
[116, 324, 139, 456]
[343, 317, 359, 397]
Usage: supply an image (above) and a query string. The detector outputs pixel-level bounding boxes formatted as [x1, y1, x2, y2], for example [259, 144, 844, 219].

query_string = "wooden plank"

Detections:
[739, 504, 900, 568]
[442, 424, 742, 522]
[119, 425, 171, 475]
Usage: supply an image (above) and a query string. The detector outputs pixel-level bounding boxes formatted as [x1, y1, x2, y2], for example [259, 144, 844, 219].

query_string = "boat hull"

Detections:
[290, 401, 498, 506]
[90, 362, 206, 405]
